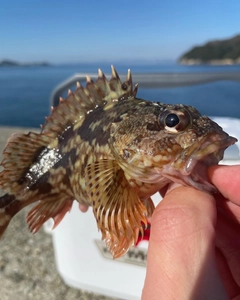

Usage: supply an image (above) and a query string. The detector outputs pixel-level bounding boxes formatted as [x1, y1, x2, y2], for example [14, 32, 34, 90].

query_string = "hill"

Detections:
[0, 59, 50, 67]
[179, 34, 240, 65]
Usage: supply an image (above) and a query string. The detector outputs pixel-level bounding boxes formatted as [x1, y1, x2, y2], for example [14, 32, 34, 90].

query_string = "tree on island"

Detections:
[179, 34, 240, 65]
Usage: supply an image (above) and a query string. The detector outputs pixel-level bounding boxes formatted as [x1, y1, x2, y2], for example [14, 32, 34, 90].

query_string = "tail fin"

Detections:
[0, 193, 21, 238]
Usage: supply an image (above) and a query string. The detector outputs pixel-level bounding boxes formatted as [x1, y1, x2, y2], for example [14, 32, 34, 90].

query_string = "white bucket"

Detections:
[45, 193, 160, 300]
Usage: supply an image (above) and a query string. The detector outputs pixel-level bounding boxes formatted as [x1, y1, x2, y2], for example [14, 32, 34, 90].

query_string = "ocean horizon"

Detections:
[0, 62, 240, 128]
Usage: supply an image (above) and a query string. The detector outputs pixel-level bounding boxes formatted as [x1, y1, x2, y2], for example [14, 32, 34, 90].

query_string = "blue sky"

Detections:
[1, 0, 240, 63]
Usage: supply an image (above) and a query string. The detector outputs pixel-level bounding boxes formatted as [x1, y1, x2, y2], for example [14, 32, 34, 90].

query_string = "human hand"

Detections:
[78, 203, 89, 212]
[142, 165, 240, 300]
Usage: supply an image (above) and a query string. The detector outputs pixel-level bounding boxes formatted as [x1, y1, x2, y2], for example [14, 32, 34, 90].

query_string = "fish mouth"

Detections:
[184, 134, 237, 174]
[164, 133, 237, 193]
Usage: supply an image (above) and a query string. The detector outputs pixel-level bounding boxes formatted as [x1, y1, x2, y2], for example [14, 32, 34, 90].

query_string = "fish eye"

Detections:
[159, 109, 191, 133]
[165, 113, 179, 127]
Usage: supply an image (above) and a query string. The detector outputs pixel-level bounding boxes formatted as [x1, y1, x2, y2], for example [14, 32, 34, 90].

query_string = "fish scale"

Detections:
[0, 66, 237, 258]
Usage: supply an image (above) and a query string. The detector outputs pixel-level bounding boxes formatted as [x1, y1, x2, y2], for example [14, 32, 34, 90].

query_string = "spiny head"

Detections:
[110, 101, 237, 192]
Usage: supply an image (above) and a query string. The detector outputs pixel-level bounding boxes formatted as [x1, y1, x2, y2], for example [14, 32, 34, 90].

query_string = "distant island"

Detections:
[179, 34, 240, 65]
[0, 59, 50, 67]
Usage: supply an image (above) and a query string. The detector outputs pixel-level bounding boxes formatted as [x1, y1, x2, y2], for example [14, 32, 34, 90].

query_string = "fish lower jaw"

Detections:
[175, 134, 237, 176]
[161, 159, 218, 193]
[185, 146, 226, 173]
[183, 150, 221, 176]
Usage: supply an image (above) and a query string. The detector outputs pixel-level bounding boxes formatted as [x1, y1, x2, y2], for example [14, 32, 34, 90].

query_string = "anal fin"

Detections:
[26, 195, 73, 233]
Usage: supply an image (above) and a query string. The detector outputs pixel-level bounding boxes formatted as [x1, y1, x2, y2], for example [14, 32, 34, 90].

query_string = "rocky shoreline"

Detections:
[179, 58, 240, 66]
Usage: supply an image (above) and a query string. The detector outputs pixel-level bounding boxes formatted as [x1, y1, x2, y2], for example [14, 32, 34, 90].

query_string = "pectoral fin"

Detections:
[85, 159, 148, 258]
[143, 197, 155, 218]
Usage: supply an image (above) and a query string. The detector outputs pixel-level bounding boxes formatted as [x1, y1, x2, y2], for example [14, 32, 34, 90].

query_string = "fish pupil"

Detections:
[165, 113, 179, 127]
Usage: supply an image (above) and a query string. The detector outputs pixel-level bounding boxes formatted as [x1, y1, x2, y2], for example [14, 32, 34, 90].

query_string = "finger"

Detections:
[216, 208, 240, 288]
[78, 203, 89, 212]
[142, 186, 227, 299]
[216, 248, 240, 298]
[216, 195, 240, 224]
[208, 165, 240, 204]
[159, 182, 182, 198]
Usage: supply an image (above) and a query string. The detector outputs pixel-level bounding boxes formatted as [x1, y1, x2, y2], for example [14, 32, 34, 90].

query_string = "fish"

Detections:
[0, 66, 237, 258]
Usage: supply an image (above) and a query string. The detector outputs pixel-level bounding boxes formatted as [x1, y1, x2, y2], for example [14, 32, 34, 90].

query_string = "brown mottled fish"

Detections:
[0, 67, 237, 258]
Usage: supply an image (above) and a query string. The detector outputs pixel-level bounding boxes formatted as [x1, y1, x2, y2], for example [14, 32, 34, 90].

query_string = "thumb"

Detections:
[142, 186, 227, 300]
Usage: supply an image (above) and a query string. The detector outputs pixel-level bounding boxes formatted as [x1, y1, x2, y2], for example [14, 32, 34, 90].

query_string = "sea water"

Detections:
[0, 62, 240, 128]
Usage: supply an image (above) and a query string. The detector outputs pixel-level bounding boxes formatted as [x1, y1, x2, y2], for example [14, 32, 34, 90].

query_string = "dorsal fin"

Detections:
[95, 65, 133, 102]
[41, 66, 137, 138]
[0, 66, 137, 194]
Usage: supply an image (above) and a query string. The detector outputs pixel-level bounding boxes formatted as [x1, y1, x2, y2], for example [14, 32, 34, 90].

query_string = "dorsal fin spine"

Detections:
[41, 66, 136, 139]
